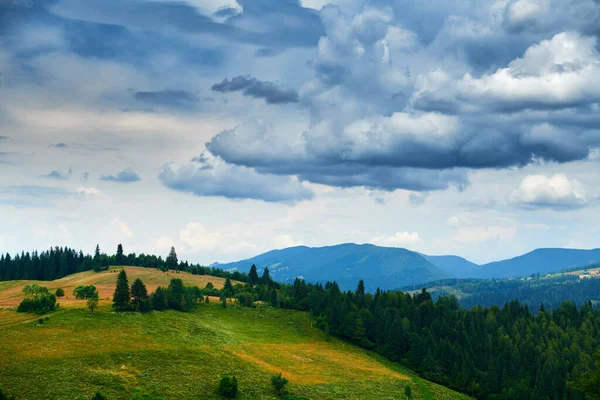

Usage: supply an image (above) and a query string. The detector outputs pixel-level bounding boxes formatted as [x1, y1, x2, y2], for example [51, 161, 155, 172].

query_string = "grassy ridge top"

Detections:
[0, 269, 471, 400]
[0, 266, 231, 310]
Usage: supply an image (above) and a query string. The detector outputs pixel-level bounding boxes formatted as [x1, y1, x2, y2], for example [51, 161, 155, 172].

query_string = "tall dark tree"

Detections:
[131, 278, 149, 312]
[356, 280, 365, 296]
[261, 267, 272, 285]
[223, 278, 234, 297]
[112, 269, 131, 311]
[249, 264, 259, 286]
[166, 247, 178, 271]
[94, 245, 101, 262]
[116, 244, 125, 265]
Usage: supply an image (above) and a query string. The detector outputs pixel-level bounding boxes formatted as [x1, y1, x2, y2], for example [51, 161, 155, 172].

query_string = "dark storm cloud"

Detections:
[212, 75, 298, 104]
[100, 168, 140, 183]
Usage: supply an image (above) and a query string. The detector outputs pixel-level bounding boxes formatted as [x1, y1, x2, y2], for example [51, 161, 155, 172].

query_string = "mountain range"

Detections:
[215, 244, 600, 291]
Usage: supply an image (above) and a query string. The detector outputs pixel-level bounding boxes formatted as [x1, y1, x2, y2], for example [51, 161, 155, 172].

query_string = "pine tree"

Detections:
[249, 264, 259, 286]
[223, 278, 234, 297]
[166, 247, 178, 271]
[112, 269, 131, 311]
[116, 244, 125, 265]
[261, 267, 272, 285]
[131, 278, 148, 312]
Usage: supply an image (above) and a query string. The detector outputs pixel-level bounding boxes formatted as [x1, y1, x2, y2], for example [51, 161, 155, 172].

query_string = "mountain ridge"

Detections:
[216, 244, 600, 290]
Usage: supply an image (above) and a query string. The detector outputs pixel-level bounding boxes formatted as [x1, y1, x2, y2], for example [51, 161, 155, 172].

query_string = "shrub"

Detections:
[17, 293, 57, 314]
[91, 392, 107, 400]
[271, 373, 288, 396]
[218, 375, 238, 398]
[0, 388, 14, 400]
[55, 288, 65, 298]
[236, 292, 254, 308]
[404, 384, 412, 399]
[73, 285, 99, 300]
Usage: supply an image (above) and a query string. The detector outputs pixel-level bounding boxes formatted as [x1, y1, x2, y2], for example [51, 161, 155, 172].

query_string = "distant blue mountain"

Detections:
[215, 244, 600, 291]
[216, 243, 449, 291]
[420, 254, 480, 278]
[475, 248, 600, 278]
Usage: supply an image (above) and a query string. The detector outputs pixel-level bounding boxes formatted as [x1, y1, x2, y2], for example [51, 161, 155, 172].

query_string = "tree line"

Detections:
[0, 245, 248, 283]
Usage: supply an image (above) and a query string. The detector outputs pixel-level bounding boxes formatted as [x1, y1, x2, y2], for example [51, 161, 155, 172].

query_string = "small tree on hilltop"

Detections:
[116, 244, 125, 265]
[55, 288, 65, 298]
[218, 375, 238, 398]
[271, 373, 288, 396]
[166, 246, 178, 271]
[112, 269, 131, 311]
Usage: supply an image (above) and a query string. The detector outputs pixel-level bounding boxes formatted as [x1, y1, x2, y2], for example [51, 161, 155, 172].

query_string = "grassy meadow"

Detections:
[0, 268, 471, 400]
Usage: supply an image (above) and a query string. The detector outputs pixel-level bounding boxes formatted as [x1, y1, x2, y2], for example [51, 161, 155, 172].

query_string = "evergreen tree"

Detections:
[166, 247, 178, 271]
[112, 269, 131, 311]
[151, 287, 167, 311]
[249, 264, 259, 286]
[223, 278, 234, 297]
[116, 244, 125, 265]
[131, 278, 149, 312]
[261, 267, 272, 285]
[356, 280, 365, 296]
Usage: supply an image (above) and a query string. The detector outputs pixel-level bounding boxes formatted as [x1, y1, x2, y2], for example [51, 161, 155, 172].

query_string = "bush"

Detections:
[17, 293, 57, 314]
[218, 375, 238, 398]
[236, 292, 254, 307]
[73, 285, 99, 300]
[0, 388, 14, 400]
[404, 384, 412, 399]
[271, 373, 288, 396]
[55, 288, 65, 298]
[91, 392, 107, 400]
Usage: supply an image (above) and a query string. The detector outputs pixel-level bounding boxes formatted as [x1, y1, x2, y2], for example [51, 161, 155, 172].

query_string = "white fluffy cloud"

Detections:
[510, 173, 590, 210]
[415, 32, 600, 113]
[370, 231, 423, 248]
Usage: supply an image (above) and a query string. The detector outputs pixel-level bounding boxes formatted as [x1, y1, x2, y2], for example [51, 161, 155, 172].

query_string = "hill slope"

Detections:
[0, 273, 470, 400]
[217, 243, 448, 291]
[476, 248, 600, 278]
[420, 254, 480, 278]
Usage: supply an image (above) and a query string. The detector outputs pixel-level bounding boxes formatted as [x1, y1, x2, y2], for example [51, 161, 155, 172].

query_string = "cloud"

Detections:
[100, 168, 141, 183]
[0, 136, 8, 141]
[453, 226, 517, 244]
[370, 231, 423, 248]
[211, 75, 299, 104]
[49, 0, 324, 49]
[502, 0, 600, 35]
[409, 192, 428, 206]
[179, 222, 222, 251]
[206, 117, 470, 191]
[76, 186, 108, 198]
[45, 168, 72, 180]
[159, 152, 314, 203]
[509, 173, 590, 210]
[414, 32, 600, 114]
[133, 90, 199, 109]
[109, 217, 133, 238]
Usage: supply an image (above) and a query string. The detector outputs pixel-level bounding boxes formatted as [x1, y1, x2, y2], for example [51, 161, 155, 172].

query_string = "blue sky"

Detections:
[1, 0, 600, 264]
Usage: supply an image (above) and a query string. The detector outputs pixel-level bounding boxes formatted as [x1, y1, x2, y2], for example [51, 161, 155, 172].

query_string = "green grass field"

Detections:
[0, 270, 472, 400]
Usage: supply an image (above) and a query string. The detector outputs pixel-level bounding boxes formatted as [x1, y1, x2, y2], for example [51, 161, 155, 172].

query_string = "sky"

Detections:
[1, 0, 600, 265]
